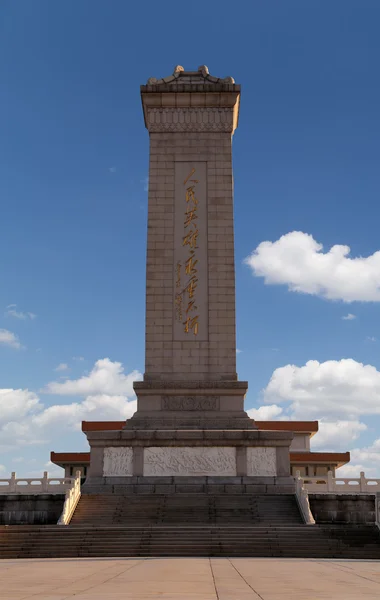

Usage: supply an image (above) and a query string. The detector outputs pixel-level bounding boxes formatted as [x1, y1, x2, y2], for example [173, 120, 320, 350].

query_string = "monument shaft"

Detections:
[142, 69, 239, 382]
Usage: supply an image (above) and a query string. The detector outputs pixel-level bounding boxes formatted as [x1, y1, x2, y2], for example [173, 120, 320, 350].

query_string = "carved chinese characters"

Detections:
[174, 162, 208, 341]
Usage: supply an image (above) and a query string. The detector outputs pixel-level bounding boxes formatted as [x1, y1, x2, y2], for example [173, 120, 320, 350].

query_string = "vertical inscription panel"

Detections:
[174, 162, 208, 341]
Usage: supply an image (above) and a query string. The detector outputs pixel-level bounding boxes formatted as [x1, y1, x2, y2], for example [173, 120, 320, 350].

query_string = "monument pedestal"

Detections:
[83, 423, 294, 494]
[128, 380, 254, 430]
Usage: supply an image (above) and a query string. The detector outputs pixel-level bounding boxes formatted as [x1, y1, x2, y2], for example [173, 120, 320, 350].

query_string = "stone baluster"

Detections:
[9, 472, 16, 493]
[327, 470, 334, 492]
[42, 471, 49, 492]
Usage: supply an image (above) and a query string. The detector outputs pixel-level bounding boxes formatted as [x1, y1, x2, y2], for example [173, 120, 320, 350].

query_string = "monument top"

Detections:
[144, 65, 238, 87]
[141, 65, 241, 132]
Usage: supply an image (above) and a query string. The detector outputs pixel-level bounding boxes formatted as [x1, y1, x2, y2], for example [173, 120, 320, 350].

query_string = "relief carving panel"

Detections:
[162, 396, 219, 411]
[143, 447, 236, 476]
[147, 108, 234, 132]
[103, 447, 134, 477]
[247, 447, 277, 477]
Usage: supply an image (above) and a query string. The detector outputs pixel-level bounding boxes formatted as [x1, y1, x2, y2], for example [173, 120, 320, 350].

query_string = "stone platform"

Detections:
[82, 476, 295, 495]
[83, 426, 293, 487]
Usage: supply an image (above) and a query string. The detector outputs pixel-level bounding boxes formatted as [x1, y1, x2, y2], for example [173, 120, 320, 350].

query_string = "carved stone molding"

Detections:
[143, 446, 236, 476]
[162, 396, 219, 411]
[146, 108, 234, 132]
[134, 380, 247, 390]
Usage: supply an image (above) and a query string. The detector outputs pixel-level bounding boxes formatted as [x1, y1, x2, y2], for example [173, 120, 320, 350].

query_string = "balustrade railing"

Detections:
[0, 471, 74, 494]
[57, 471, 81, 525]
[302, 471, 380, 494]
[294, 471, 315, 525]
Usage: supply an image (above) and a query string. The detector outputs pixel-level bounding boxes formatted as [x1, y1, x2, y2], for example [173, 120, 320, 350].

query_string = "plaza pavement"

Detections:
[1, 557, 380, 599]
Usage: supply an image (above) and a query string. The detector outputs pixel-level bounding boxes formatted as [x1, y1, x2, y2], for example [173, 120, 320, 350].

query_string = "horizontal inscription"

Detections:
[162, 396, 219, 411]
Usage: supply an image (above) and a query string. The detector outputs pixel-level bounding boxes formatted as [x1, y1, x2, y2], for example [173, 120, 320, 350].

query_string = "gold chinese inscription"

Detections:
[174, 167, 200, 335]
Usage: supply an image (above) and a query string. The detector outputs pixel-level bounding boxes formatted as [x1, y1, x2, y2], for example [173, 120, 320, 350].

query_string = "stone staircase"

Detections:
[70, 493, 303, 525]
[1, 493, 380, 559]
[1, 524, 380, 559]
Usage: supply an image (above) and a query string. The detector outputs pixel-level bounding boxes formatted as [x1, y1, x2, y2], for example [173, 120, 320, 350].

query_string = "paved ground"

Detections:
[1, 557, 380, 599]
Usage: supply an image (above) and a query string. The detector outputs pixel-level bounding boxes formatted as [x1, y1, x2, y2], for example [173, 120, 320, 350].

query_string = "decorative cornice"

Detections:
[140, 65, 241, 133]
[146, 107, 234, 132]
[145, 65, 235, 86]
[133, 380, 248, 390]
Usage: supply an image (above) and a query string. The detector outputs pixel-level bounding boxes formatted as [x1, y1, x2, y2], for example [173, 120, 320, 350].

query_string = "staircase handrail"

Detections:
[57, 470, 81, 525]
[295, 471, 315, 525]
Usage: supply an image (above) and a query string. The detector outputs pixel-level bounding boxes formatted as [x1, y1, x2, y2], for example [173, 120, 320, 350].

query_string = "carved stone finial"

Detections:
[173, 65, 184, 74]
[198, 65, 209, 76]
[147, 77, 158, 84]
[223, 76, 235, 84]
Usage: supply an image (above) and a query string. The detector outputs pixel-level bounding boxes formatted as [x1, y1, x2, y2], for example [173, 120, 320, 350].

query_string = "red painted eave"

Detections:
[290, 451, 350, 467]
[50, 451, 91, 465]
[82, 421, 124, 432]
[256, 421, 319, 436]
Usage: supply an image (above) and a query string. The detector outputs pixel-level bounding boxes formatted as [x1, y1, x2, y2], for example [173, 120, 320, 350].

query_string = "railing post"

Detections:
[360, 471, 366, 492]
[10, 472, 16, 493]
[42, 471, 49, 492]
[294, 470, 315, 525]
[327, 470, 333, 492]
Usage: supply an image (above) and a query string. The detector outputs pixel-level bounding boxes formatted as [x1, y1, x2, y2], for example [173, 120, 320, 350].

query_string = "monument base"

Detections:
[83, 425, 294, 493]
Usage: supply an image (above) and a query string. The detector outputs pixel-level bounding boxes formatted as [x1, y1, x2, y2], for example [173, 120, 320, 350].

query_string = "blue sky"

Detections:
[1, 0, 380, 477]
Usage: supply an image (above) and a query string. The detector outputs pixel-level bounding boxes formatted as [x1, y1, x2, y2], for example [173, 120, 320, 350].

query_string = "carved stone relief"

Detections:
[147, 108, 234, 132]
[162, 396, 219, 411]
[103, 447, 134, 477]
[246, 447, 277, 476]
[143, 447, 236, 476]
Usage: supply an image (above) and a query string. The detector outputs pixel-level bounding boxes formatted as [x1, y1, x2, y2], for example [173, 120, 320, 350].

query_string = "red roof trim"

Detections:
[256, 421, 319, 433]
[82, 421, 124, 432]
[290, 452, 350, 465]
[50, 452, 90, 464]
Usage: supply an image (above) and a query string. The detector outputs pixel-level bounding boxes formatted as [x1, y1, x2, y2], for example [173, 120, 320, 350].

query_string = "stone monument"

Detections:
[83, 66, 294, 492]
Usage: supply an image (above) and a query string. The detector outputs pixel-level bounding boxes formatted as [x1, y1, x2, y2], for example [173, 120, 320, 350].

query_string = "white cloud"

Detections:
[0, 359, 142, 453]
[338, 439, 380, 477]
[366, 336, 376, 342]
[0, 389, 41, 424]
[244, 231, 380, 302]
[311, 420, 367, 451]
[236, 348, 242, 354]
[6, 305, 36, 320]
[108, 167, 116, 173]
[342, 313, 356, 320]
[248, 404, 283, 420]
[262, 358, 380, 420]
[54, 363, 69, 372]
[72, 356, 84, 362]
[0, 329, 22, 349]
[44, 358, 140, 397]
[0, 464, 5, 473]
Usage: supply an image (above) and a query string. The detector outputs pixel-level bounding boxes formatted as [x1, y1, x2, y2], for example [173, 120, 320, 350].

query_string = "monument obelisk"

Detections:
[130, 64, 252, 430]
[84, 66, 294, 489]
